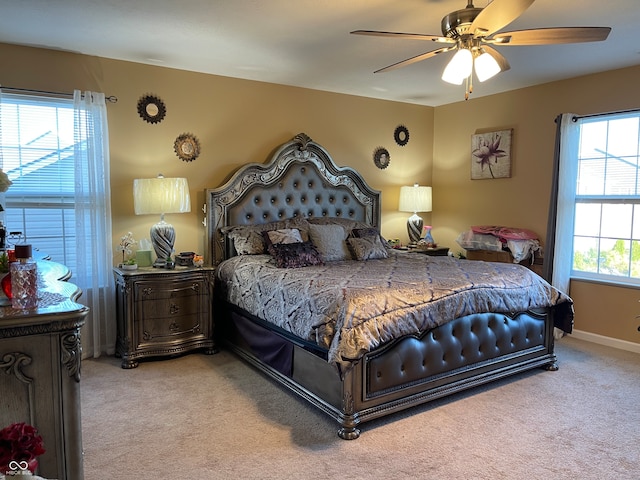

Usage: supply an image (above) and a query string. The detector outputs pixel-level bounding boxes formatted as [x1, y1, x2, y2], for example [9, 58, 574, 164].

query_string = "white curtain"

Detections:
[545, 113, 580, 293]
[73, 90, 115, 358]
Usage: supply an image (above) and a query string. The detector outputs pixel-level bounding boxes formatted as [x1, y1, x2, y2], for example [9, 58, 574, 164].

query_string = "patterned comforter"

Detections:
[216, 251, 573, 371]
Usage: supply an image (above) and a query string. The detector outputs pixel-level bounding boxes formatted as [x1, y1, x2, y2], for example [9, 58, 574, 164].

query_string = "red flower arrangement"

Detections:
[0, 422, 46, 475]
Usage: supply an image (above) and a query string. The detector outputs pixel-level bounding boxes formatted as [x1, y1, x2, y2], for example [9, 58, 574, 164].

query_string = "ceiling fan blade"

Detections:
[470, 0, 535, 37]
[489, 27, 611, 45]
[374, 47, 455, 73]
[351, 30, 455, 44]
[482, 46, 510, 72]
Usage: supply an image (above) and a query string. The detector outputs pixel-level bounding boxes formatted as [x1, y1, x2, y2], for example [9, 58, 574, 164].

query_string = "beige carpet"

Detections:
[80, 336, 640, 480]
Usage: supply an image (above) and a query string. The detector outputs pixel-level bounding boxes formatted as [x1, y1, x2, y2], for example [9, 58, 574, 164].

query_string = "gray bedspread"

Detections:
[215, 251, 573, 371]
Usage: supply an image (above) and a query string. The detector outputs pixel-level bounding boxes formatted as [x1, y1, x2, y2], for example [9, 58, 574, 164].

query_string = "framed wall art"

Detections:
[470, 129, 512, 180]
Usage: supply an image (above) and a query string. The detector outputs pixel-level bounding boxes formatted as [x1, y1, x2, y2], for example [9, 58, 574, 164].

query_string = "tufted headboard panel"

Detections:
[205, 133, 381, 265]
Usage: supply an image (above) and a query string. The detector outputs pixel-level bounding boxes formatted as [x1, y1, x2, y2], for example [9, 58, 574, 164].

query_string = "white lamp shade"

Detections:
[133, 176, 191, 215]
[441, 48, 473, 85]
[475, 51, 502, 82]
[399, 185, 432, 213]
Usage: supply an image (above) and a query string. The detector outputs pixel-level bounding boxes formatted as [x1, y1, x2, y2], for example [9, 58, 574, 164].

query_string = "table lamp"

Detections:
[399, 184, 432, 244]
[133, 174, 191, 266]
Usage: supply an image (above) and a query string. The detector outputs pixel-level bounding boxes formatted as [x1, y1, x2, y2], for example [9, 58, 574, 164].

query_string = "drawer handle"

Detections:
[169, 321, 180, 332]
[169, 303, 181, 315]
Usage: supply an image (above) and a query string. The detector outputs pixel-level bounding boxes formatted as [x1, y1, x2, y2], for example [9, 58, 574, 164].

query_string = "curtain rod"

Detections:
[571, 107, 640, 122]
[0, 85, 118, 103]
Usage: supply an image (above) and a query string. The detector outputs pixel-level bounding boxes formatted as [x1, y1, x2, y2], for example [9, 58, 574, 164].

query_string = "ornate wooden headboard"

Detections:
[205, 133, 381, 265]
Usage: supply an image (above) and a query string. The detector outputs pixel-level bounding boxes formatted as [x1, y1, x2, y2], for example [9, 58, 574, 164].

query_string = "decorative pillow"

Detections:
[307, 217, 371, 236]
[348, 235, 389, 261]
[351, 227, 391, 249]
[351, 227, 379, 238]
[308, 223, 350, 262]
[224, 226, 271, 255]
[270, 241, 324, 268]
[262, 228, 303, 255]
[221, 216, 310, 255]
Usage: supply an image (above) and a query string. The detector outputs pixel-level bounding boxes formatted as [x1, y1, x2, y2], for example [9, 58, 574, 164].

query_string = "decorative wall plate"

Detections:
[373, 146, 390, 169]
[137, 94, 166, 124]
[394, 125, 409, 146]
[174, 133, 201, 162]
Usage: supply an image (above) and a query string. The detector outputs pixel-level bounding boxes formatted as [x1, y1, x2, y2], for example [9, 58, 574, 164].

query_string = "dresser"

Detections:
[0, 260, 89, 480]
[113, 266, 216, 368]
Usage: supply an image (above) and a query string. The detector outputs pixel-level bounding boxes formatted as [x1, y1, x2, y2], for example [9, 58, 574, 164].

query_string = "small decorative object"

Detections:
[421, 225, 437, 248]
[137, 94, 166, 124]
[0, 251, 10, 306]
[373, 146, 391, 169]
[394, 125, 410, 146]
[174, 133, 201, 162]
[471, 129, 512, 180]
[175, 251, 194, 266]
[0, 422, 46, 476]
[117, 232, 137, 267]
[10, 244, 37, 309]
[193, 254, 204, 267]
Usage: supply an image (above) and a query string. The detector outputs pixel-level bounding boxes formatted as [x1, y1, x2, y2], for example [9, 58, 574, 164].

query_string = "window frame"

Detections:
[569, 112, 640, 287]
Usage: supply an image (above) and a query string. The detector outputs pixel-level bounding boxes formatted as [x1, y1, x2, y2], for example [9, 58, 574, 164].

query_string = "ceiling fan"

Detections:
[351, 0, 611, 99]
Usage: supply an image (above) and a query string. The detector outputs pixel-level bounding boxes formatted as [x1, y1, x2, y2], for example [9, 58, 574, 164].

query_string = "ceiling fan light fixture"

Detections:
[442, 48, 473, 85]
[474, 50, 501, 82]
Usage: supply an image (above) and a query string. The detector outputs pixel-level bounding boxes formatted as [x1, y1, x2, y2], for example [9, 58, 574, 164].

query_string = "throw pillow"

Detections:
[348, 235, 389, 261]
[308, 223, 350, 261]
[270, 241, 324, 268]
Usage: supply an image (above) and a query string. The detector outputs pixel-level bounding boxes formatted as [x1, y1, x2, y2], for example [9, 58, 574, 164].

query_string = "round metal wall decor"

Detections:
[174, 133, 201, 162]
[137, 94, 166, 124]
[394, 125, 409, 146]
[373, 146, 390, 169]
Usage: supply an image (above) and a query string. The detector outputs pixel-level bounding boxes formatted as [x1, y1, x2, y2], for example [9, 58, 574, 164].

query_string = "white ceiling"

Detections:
[1, 0, 639, 106]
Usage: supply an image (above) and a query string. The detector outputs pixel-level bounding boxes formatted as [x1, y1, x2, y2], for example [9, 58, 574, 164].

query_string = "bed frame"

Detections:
[206, 133, 559, 439]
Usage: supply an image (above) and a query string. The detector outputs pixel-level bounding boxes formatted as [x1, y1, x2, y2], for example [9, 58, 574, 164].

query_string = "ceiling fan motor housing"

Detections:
[441, 6, 482, 39]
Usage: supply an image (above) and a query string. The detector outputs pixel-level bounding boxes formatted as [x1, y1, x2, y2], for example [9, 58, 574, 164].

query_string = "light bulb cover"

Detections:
[475, 51, 502, 82]
[442, 48, 473, 85]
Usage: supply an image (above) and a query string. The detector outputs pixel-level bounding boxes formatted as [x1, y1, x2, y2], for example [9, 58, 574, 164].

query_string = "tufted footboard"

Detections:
[218, 301, 558, 440]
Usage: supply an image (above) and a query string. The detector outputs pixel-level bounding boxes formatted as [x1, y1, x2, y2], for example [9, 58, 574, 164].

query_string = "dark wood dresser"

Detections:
[113, 266, 216, 368]
[0, 260, 89, 480]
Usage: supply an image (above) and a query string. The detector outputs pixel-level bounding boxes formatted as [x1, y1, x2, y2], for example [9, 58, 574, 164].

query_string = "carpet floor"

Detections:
[80, 336, 640, 479]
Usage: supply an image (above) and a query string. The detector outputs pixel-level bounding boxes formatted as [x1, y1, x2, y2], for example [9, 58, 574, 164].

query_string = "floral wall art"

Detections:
[471, 129, 512, 179]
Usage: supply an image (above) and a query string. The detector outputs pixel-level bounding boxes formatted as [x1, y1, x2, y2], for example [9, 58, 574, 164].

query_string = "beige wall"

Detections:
[433, 65, 640, 346]
[0, 42, 433, 253]
[2, 42, 638, 346]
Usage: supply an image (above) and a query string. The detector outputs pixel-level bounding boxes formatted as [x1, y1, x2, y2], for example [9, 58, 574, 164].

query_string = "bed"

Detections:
[205, 132, 573, 439]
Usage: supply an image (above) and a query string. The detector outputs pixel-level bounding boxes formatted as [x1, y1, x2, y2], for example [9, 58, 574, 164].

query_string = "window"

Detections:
[571, 113, 640, 285]
[0, 93, 78, 270]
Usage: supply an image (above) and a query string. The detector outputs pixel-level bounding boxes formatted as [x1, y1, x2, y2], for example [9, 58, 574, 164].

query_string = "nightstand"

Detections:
[113, 266, 217, 368]
[411, 246, 450, 256]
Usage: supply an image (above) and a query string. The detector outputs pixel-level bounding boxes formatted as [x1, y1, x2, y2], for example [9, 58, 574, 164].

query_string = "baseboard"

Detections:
[569, 329, 640, 354]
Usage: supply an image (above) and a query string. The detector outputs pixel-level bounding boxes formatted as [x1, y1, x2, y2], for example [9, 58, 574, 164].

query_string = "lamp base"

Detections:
[406, 213, 423, 244]
[150, 219, 175, 262]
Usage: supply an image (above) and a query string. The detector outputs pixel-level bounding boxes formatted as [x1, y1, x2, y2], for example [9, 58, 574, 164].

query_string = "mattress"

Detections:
[215, 251, 573, 371]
